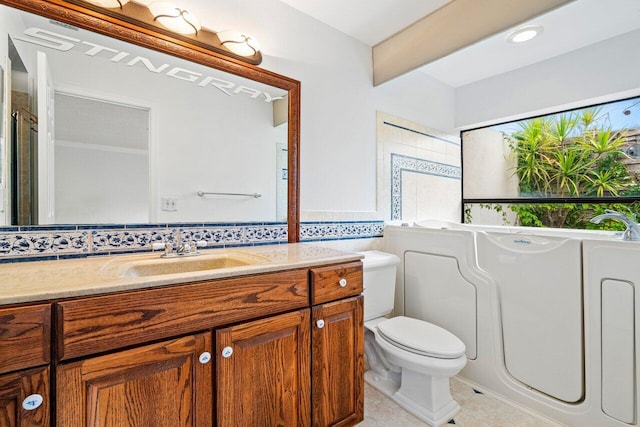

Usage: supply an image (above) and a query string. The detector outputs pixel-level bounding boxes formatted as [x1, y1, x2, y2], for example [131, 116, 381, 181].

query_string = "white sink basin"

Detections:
[102, 251, 271, 278]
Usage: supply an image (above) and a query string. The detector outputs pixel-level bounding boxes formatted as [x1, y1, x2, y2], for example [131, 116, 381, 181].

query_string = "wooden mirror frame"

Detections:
[1, 0, 300, 242]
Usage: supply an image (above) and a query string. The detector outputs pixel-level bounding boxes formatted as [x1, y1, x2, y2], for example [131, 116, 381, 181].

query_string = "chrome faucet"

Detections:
[153, 237, 203, 258]
[590, 210, 640, 241]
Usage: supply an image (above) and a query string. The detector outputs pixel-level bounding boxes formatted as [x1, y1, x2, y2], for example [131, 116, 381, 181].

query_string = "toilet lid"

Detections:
[377, 316, 466, 359]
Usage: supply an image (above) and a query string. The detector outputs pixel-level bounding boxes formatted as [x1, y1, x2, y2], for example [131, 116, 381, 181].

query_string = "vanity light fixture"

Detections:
[506, 25, 543, 44]
[69, 0, 263, 64]
[217, 30, 261, 57]
[148, 2, 201, 35]
[83, 0, 129, 8]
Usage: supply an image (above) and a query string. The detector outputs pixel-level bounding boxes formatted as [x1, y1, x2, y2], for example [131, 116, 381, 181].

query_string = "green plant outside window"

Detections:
[463, 97, 640, 230]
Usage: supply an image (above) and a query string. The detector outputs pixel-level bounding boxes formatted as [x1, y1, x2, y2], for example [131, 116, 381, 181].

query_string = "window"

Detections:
[462, 96, 640, 230]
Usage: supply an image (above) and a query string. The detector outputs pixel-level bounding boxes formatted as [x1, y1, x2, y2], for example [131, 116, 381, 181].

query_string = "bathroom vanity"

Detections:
[0, 244, 364, 426]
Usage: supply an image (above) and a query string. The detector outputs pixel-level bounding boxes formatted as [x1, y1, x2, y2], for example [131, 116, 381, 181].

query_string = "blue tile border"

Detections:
[92, 228, 175, 253]
[0, 230, 89, 258]
[300, 221, 384, 242]
[0, 220, 384, 263]
[0, 255, 60, 264]
[391, 153, 461, 220]
[19, 225, 79, 231]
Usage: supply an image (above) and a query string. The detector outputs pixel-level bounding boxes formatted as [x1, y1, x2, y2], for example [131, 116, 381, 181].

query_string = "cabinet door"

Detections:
[0, 366, 50, 427]
[217, 309, 311, 427]
[312, 296, 364, 427]
[57, 333, 212, 427]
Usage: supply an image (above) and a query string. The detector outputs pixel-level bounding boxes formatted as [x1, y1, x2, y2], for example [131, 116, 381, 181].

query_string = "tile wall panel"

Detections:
[0, 221, 383, 263]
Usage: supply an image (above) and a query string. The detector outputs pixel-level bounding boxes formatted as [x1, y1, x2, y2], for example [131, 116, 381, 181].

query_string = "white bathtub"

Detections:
[384, 221, 638, 427]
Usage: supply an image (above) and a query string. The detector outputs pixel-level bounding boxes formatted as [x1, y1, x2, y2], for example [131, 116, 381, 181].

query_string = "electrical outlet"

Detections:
[161, 198, 177, 211]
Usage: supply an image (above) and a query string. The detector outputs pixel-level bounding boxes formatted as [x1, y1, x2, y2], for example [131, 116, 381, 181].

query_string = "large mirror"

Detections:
[0, 0, 300, 241]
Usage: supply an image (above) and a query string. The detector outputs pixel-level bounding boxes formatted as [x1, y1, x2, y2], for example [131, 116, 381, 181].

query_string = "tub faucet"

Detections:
[590, 210, 640, 241]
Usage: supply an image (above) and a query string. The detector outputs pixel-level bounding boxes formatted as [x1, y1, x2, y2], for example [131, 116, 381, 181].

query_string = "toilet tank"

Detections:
[358, 251, 400, 321]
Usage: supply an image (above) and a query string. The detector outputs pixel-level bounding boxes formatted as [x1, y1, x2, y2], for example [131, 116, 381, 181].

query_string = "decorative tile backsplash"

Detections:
[0, 221, 383, 263]
[180, 225, 249, 247]
[0, 229, 89, 258]
[301, 221, 384, 241]
[92, 228, 175, 253]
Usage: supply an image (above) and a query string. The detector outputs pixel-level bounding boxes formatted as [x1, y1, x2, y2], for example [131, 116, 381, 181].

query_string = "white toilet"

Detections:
[360, 250, 467, 427]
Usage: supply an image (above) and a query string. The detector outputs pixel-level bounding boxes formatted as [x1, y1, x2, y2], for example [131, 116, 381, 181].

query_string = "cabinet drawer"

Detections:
[57, 269, 308, 360]
[310, 262, 363, 305]
[0, 304, 51, 374]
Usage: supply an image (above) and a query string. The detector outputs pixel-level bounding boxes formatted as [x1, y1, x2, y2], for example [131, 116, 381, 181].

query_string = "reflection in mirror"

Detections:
[55, 93, 150, 223]
[1, 3, 289, 226]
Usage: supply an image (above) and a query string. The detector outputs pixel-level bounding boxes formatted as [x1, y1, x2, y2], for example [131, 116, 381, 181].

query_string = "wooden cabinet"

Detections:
[215, 262, 364, 427]
[312, 296, 364, 427]
[56, 333, 212, 427]
[0, 304, 51, 427]
[3, 260, 363, 427]
[310, 262, 364, 426]
[0, 367, 50, 427]
[216, 309, 311, 427]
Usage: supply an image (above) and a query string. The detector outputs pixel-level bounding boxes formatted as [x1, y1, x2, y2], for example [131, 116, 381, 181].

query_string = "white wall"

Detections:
[0, 6, 25, 61]
[463, 128, 518, 199]
[7, 0, 458, 223]
[455, 29, 640, 129]
[200, 0, 457, 217]
[2, 2, 458, 224]
[5, 2, 640, 226]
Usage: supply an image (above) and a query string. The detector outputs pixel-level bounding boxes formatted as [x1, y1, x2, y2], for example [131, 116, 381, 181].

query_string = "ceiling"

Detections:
[279, 0, 640, 88]
[277, 0, 453, 47]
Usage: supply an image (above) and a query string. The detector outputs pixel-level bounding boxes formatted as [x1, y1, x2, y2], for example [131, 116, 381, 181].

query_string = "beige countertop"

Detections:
[0, 243, 363, 306]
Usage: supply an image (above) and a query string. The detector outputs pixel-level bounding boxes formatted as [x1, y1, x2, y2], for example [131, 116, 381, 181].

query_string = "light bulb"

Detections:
[217, 30, 260, 57]
[506, 25, 543, 44]
[148, 2, 201, 35]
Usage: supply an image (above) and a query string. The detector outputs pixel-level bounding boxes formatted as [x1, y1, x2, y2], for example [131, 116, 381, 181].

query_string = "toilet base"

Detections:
[365, 369, 461, 427]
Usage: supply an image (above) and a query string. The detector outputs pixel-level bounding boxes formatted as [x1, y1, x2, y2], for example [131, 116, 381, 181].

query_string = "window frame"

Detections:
[460, 95, 640, 224]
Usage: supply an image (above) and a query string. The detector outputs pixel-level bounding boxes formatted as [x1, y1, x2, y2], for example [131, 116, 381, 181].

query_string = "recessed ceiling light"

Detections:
[506, 25, 543, 44]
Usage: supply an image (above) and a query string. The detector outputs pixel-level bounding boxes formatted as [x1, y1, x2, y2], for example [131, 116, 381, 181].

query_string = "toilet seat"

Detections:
[377, 316, 466, 359]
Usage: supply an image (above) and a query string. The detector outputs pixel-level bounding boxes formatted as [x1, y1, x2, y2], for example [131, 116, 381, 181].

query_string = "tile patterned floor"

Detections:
[359, 376, 563, 427]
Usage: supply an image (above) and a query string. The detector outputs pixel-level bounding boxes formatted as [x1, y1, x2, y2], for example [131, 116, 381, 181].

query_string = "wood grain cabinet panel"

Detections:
[2, 261, 364, 426]
[0, 366, 50, 427]
[56, 333, 212, 427]
[312, 296, 364, 427]
[310, 262, 363, 305]
[57, 269, 308, 360]
[216, 309, 311, 427]
[0, 305, 50, 375]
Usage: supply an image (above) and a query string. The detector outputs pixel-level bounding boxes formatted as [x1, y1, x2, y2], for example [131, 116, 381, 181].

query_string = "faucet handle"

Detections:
[152, 237, 176, 256]
[151, 242, 165, 251]
[165, 241, 175, 255]
[188, 240, 207, 253]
